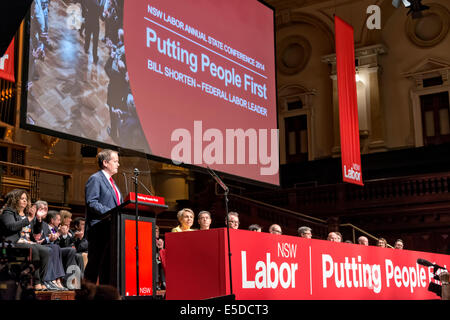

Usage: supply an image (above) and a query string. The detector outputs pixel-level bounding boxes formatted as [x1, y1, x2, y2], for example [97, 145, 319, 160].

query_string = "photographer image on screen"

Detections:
[25, 0, 278, 185]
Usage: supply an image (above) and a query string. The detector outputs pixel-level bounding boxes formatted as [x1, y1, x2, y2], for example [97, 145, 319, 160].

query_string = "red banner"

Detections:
[0, 39, 15, 82]
[124, 220, 154, 296]
[335, 16, 363, 186]
[166, 228, 450, 300]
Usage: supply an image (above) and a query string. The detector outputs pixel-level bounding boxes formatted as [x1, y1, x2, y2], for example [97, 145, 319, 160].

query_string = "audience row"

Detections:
[167, 208, 404, 249]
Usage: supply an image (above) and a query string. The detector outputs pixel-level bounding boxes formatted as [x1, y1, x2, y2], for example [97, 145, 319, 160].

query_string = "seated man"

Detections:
[268, 224, 282, 235]
[376, 237, 387, 248]
[225, 212, 239, 230]
[71, 217, 88, 274]
[394, 239, 404, 249]
[298, 226, 312, 239]
[58, 224, 75, 248]
[248, 224, 261, 232]
[358, 236, 369, 246]
[327, 232, 340, 242]
[197, 210, 212, 230]
[72, 217, 88, 253]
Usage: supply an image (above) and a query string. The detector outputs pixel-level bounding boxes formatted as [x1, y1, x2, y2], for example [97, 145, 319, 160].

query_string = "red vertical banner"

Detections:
[335, 16, 363, 186]
[124, 220, 154, 296]
[0, 39, 15, 82]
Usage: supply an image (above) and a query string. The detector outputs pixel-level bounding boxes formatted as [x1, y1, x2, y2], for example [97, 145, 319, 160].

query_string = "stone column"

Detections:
[367, 68, 387, 152]
[322, 44, 388, 156]
[153, 163, 190, 211]
[330, 74, 341, 157]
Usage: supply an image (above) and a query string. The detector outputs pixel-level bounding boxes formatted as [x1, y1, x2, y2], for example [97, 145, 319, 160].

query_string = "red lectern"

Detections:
[98, 192, 167, 298]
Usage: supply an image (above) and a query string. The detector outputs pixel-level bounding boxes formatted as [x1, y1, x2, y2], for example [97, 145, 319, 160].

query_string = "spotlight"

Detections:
[392, 0, 430, 19]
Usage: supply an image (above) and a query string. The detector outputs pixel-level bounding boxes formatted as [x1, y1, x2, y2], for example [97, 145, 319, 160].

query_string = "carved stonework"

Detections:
[4, 127, 14, 142]
[403, 57, 450, 147]
[39, 134, 60, 159]
[277, 34, 312, 76]
[321, 44, 387, 75]
[402, 57, 450, 88]
[405, 3, 450, 48]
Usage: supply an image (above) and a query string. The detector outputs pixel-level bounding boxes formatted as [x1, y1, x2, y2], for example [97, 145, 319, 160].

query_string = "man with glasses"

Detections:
[298, 226, 312, 239]
[226, 211, 239, 229]
[198, 210, 212, 230]
[269, 224, 282, 235]
[394, 239, 404, 249]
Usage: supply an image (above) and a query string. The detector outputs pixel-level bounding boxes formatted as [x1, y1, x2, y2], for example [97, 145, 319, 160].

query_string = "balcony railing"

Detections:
[0, 160, 72, 207]
[244, 171, 450, 215]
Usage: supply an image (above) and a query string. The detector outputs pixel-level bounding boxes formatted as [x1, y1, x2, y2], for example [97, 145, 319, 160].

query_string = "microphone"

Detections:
[124, 169, 154, 196]
[417, 258, 447, 270]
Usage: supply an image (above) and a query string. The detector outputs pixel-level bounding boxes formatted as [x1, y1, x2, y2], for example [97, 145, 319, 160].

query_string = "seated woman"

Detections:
[0, 189, 49, 291]
[171, 208, 195, 232]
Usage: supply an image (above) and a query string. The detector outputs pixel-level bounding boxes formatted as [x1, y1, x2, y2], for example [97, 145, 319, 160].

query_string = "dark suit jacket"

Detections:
[39, 221, 69, 246]
[39, 221, 53, 244]
[85, 170, 122, 232]
[0, 207, 43, 243]
[57, 233, 75, 248]
[69, 229, 88, 252]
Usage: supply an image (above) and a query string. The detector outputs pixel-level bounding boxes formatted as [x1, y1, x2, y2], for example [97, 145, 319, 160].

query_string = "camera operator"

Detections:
[0, 240, 37, 300]
[418, 258, 449, 300]
[440, 271, 449, 300]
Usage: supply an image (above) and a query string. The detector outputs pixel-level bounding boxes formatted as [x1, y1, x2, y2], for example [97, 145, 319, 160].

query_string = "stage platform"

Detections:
[35, 290, 76, 300]
[34, 289, 166, 300]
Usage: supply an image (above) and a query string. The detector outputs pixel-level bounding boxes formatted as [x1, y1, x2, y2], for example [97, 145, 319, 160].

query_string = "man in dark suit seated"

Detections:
[72, 217, 88, 254]
[84, 149, 122, 285]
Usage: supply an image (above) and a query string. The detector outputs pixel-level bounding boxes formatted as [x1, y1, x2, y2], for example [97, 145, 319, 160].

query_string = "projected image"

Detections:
[26, 0, 149, 153]
[24, 0, 279, 185]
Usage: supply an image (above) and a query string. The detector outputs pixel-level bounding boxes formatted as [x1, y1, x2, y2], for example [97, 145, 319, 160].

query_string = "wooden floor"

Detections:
[27, 0, 115, 144]
[35, 290, 76, 300]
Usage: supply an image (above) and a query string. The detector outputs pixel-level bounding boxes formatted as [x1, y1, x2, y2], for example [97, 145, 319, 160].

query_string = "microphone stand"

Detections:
[132, 168, 140, 297]
[122, 170, 154, 196]
[137, 178, 154, 196]
[207, 166, 233, 298]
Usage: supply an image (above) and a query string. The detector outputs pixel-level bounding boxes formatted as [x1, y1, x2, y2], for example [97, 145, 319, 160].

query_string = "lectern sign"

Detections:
[124, 192, 166, 205]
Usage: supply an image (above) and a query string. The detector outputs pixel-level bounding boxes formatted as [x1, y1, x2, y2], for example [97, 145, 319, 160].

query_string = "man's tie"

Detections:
[109, 176, 120, 205]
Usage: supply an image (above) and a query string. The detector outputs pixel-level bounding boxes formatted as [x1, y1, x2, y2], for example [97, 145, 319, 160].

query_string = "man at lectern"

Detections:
[84, 149, 122, 285]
